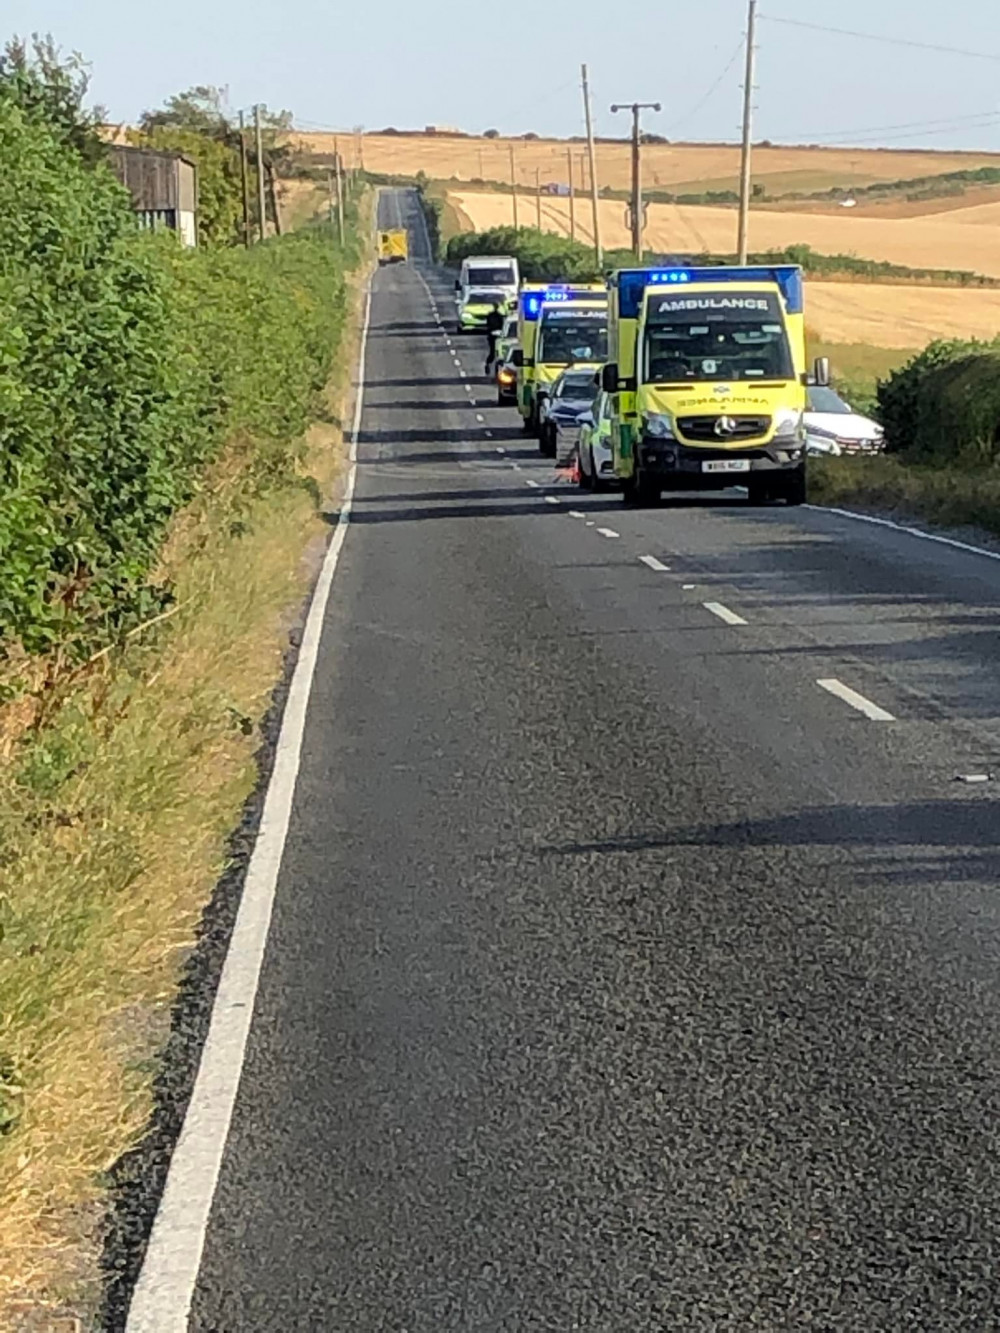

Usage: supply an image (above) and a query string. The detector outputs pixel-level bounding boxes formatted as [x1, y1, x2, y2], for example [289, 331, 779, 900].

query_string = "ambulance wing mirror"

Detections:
[601, 362, 619, 394]
[812, 356, 831, 387]
[512, 348, 524, 367]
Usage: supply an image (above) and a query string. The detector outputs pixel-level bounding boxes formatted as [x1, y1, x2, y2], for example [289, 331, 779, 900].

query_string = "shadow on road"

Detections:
[544, 798, 1000, 870]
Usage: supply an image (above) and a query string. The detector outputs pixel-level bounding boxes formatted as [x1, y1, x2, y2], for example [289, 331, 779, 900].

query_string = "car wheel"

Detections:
[747, 477, 771, 506]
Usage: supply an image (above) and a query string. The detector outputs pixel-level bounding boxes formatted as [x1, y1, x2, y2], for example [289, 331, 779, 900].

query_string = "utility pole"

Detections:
[611, 99, 661, 262]
[509, 141, 518, 228]
[535, 166, 542, 229]
[267, 163, 283, 236]
[237, 110, 251, 248]
[737, 0, 759, 264]
[581, 63, 603, 267]
[567, 146, 576, 241]
[334, 151, 345, 245]
[254, 104, 267, 242]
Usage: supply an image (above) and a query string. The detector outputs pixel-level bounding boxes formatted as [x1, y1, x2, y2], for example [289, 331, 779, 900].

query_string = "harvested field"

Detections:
[450, 188, 1000, 282]
[291, 131, 1000, 199]
[807, 283, 1000, 348]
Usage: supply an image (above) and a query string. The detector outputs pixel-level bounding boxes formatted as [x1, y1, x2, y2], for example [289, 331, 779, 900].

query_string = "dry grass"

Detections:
[278, 178, 330, 231]
[290, 131, 1000, 198]
[450, 187, 1000, 281]
[0, 200, 374, 1326]
[810, 455, 1000, 541]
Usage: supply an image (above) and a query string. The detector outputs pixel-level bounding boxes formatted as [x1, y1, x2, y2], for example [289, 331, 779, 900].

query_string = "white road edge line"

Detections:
[597, 527, 620, 538]
[568, 510, 585, 519]
[545, 495, 560, 505]
[640, 554, 670, 572]
[703, 601, 748, 626]
[123, 282, 374, 1333]
[817, 678, 895, 722]
[805, 503, 1000, 564]
[526, 478, 540, 488]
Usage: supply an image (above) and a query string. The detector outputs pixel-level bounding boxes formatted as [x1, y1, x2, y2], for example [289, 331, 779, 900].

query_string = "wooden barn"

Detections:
[107, 146, 198, 246]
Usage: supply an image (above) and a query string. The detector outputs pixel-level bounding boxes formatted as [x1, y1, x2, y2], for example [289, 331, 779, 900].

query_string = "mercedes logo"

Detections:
[714, 415, 738, 438]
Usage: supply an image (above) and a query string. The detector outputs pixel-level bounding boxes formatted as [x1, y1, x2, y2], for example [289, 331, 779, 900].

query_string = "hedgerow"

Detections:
[445, 226, 635, 281]
[0, 91, 361, 664]
[446, 226, 996, 290]
[878, 338, 1000, 461]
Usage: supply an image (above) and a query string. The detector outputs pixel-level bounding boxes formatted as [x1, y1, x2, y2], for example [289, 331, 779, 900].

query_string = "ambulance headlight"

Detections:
[774, 408, 804, 441]
[644, 413, 676, 440]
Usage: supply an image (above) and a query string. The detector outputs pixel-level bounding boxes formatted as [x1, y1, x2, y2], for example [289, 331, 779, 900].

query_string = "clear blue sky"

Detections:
[8, 0, 1000, 150]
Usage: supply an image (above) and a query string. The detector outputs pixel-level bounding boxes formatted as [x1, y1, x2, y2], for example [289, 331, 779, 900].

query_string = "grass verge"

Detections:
[810, 454, 1000, 541]
[0, 203, 374, 1326]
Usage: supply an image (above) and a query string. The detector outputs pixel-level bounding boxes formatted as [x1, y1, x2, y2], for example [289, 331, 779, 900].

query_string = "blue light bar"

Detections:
[613, 266, 804, 319]
[520, 284, 606, 321]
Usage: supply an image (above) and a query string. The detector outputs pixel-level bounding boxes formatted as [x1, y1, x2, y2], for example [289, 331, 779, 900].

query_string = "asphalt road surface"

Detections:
[187, 190, 1000, 1329]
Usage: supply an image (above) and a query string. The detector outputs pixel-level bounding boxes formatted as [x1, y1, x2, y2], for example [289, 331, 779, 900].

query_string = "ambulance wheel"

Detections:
[781, 468, 807, 506]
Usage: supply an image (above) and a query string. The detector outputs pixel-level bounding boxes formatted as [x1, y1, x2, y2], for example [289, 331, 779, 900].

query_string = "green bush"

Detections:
[878, 339, 1000, 461]
[0, 90, 363, 661]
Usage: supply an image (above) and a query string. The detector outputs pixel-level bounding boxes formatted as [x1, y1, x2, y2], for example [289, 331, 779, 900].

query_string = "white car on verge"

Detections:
[805, 386, 885, 457]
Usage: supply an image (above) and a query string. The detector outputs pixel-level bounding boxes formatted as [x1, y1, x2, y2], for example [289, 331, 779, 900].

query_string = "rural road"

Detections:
[179, 189, 1000, 1328]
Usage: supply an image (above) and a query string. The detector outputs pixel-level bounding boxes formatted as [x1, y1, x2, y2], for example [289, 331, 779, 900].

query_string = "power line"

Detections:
[760, 14, 1000, 64]
[811, 117, 1000, 147]
[802, 109, 1000, 144]
[668, 38, 745, 132]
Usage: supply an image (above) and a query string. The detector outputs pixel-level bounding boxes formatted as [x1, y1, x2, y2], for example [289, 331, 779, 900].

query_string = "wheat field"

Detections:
[293, 131, 1000, 198]
[451, 189, 1000, 279]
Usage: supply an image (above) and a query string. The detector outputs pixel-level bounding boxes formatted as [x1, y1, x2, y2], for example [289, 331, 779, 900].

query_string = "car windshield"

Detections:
[808, 387, 852, 414]
[466, 288, 505, 306]
[644, 291, 794, 384]
[556, 376, 596, 401]
[537, 316, 608, 366]
[467, 266, 515, 287]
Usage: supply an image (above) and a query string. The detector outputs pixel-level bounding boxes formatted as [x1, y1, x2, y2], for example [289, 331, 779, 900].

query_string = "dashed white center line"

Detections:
[596, 527, 620, 539]
[525, 478, 540, 488]
[586, 520, 596, 527]
[703, 602, 748, 626]
[545, 496, 559, 506]
[459, 370, 467, 378]
[475, 413, 484, 422]
[495, 446, 504, 453]
[639, 555, 670, 572]
[568, 510, 585, 519]
[817, 678, 895, 722]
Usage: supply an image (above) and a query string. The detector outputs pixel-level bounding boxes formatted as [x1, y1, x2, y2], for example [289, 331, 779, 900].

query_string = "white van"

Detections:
[456, 254, 520, 313]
